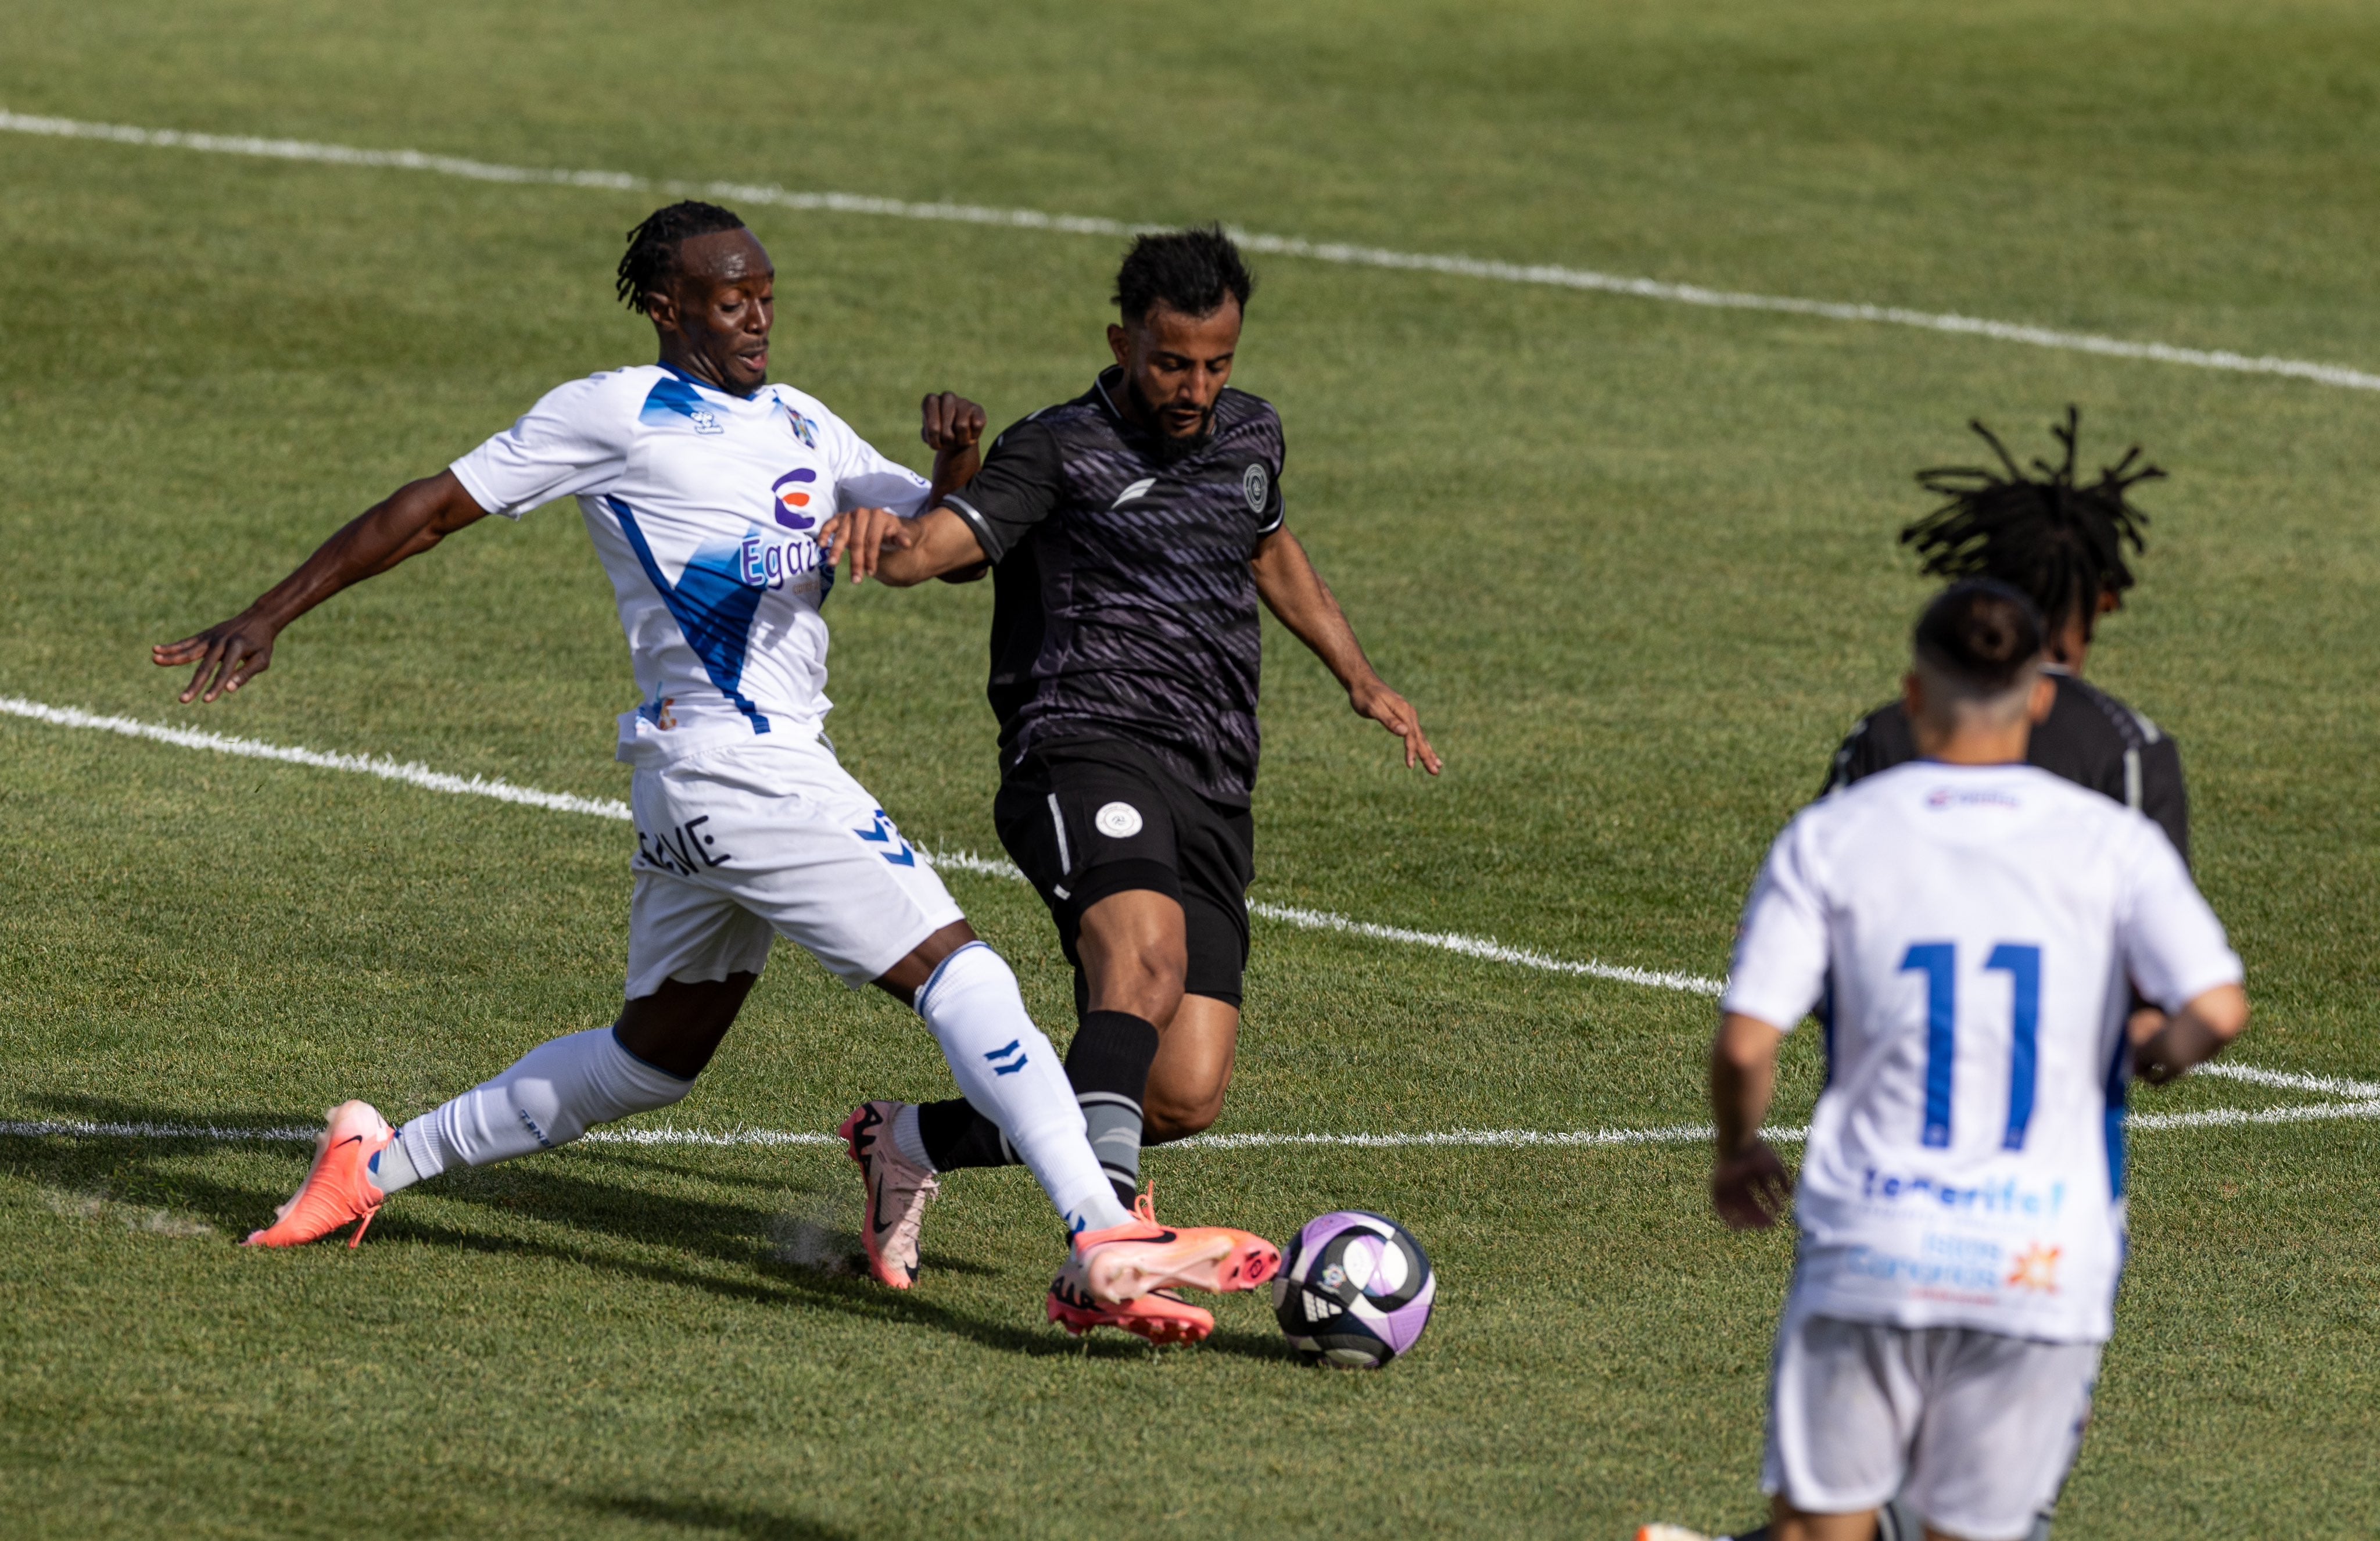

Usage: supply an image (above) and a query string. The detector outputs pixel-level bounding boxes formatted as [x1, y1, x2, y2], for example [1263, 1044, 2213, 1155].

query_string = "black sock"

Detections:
[916, 1095, 1012, 1171]
[1066, 1010, 1161, 1210]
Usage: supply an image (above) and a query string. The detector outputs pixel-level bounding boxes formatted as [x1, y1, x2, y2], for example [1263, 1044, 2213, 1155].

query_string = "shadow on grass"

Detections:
[1, 1095, 1293, 1364]
[575, 1490, 856, 1540]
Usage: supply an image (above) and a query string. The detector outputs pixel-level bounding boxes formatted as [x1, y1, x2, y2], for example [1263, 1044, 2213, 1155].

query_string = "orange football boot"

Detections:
[245, 1101, 395, 1249]
[1046, 1256, 1214, 1344]
[1074, 1186, 1279, 1302]
[839, 1101, 938, 1289]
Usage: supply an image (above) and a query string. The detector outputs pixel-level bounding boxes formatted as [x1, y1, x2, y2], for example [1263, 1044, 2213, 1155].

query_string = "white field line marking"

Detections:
[0, 697, 632, 820]
[2191, 1061, 2380, 1100]
[5, 109, 2378, 394]
[0, 696, 1724, 995]
[10, 697, 2377, 1142]
[12, 1096, 2380, 1152]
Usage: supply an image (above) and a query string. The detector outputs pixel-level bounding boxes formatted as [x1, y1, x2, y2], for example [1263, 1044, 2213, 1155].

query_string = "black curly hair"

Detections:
[1113, 224, 1254, 325]
[615, 200, 747, 314]
[1904, 407, 2163, 640]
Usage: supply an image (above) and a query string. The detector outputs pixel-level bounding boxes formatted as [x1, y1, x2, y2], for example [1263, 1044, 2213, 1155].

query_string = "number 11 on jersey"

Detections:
[1900, 942, 2043, 1152]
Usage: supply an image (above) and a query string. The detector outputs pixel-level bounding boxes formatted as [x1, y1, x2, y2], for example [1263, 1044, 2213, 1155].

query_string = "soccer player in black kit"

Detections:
[1825, 409, 2186, 862]
[820, 227, 1440, 1342]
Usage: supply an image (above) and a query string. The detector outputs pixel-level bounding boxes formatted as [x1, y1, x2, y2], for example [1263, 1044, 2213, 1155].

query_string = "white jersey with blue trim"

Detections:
[1723, 760, 2241, 1343]
[450, 364, 932, 764]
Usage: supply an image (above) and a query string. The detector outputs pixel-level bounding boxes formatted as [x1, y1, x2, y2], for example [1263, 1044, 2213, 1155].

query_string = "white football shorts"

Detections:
[623, 736, 965, 998]
[1764, 1295, 2101, 1541]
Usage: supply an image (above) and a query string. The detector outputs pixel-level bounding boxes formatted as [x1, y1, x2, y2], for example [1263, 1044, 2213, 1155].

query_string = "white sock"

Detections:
[914, 944, 1131, 1234]
[396, 1027, 692, 1180]
[367, 1133, 423, 1195]
[890, 1102, 935, 1172]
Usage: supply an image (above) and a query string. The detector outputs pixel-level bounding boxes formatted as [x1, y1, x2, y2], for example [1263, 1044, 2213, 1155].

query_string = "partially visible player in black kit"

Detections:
[1827, 408, 2186, 862]
[819, 226, 1440, 1342]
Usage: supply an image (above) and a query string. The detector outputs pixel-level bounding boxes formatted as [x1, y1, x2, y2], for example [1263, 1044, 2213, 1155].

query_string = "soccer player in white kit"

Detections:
[150, 202, 1278, 1321]
[1663, 581, 2248, 1541]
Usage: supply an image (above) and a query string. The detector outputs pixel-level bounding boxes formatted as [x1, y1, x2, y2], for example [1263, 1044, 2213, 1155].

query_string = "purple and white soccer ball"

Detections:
[1271, 1211, 1435, 1368]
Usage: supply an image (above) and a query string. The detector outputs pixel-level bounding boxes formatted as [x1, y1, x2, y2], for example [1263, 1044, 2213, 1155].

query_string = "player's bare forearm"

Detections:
[1709, 1013, 1793, 1230]
[1252, 528, 1442, 773]
[151, 470, 487, 702]
[919, 390, 986, 512]
[2134, 982, 2249, 1085]
[824, 505, 988, 588]
[1710, 1013, 1782, 1156]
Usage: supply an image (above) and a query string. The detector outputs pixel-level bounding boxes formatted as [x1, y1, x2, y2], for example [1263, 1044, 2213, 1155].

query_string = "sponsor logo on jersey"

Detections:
[739, 531, 824, 589]
[772, 468, 819, 531]
[1859, 1167, 2068, 1219]
[2004, 1242, 2062, 1293]
[783, 402, 819, 448]
[1112, 476, 1156, 507]
[1925, 787, 2021, 809]
[1243, 463, 1268, 513]
[1841, 1235, 2003, 1298]
[1095, 801, 1144, 838]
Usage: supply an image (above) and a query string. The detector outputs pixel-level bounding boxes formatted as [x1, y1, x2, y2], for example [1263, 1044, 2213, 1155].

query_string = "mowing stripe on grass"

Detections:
[0, 696, 1725, 996]
[4, 108, 2377, 394]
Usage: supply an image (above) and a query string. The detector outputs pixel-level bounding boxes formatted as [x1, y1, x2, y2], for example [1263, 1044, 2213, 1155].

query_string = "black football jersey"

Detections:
[944, 368, 1288, 807]
[1823, 668, 2191, 864]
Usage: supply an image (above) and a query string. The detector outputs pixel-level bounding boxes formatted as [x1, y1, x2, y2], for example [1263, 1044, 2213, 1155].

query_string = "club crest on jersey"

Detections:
[772, 468, 819, 531]
[783, 403, 819, 449]
[1243, 463, 1268, 513]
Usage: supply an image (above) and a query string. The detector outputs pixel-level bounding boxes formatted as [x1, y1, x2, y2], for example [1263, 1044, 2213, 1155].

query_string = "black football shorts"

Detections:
[993, 736, 1255, 1010]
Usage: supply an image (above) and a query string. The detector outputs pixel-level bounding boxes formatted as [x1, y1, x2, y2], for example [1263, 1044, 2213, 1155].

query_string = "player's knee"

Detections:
[1142, 1078, 1225, 1143]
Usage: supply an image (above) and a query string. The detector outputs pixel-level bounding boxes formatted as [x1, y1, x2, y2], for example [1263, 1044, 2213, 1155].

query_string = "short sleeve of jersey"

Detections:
[943, 417, 1064, 563]
[1722, 816, 1832, 1031]
[808, 398, 932, 518]
[2115, 819, 2242, 1010]
[449, 375, 631, 519]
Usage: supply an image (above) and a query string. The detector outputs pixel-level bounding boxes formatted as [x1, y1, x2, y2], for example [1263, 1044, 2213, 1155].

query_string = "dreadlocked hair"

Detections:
[1902, 406, 2162, 639]
[615, 200, 747, 314]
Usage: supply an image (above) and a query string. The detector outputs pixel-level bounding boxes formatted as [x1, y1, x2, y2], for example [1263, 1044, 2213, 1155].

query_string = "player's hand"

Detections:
[819, 506, 915, 585]
[1712, 1141, 1793, 1231]
[1349, 678, 1443, 774]
[152, 611, 284, 703]
[919, 392, 986, 454]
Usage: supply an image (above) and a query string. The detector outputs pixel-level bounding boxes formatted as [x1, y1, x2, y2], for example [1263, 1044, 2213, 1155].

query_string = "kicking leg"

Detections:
[869, 921, 1132, 1240]
[907, 889, 1184, 1203]
[245, 974, 751, 1247]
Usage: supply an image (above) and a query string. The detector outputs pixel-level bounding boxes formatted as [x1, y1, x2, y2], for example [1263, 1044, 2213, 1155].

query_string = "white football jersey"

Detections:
[1724, 760, 2241, 1343]
[450, 365, 933, 764]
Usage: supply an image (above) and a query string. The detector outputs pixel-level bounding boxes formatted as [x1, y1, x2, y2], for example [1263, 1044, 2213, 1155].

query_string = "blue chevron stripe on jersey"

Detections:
[607, 497, 772, 733]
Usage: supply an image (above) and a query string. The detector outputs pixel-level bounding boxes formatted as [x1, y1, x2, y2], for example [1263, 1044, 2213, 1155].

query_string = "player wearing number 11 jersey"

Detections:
[1651, 582, 2248, 1541]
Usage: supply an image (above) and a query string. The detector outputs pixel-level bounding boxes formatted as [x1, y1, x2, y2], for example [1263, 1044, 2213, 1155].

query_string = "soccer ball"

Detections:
[1271, 1211, 1435, 1368]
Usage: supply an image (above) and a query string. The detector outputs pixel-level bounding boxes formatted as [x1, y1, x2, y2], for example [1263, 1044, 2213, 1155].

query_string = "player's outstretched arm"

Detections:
[816, 391, 992, 587]
[1250, 527, 1442, 774]
[820, 506, 990, 588]
[2134, 982, 2248, 1085]
[150, 470, 489, 703]
[1709, 1012, 1794, 1230]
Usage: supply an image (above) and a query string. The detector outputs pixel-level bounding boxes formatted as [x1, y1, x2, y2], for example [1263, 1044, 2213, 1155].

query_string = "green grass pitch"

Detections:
[3, 2, 2378, 1535]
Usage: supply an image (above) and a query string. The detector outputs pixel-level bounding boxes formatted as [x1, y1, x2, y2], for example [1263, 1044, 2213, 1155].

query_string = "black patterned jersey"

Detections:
[1822, 669, 2192, 864]
[942, 368, 1287, 807]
